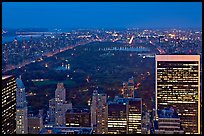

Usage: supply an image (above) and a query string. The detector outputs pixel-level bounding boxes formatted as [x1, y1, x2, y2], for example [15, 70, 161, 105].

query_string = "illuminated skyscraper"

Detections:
[16, 77, 28, 134]
[127, 98, 142, 133]
[91, 90, 108, 134]
[108, 102, 127, 134]
[108, 98, 142, 134]
[155, 55, 200, 134]
[2, 75, 17, 134]
[48, 83, 72, 126]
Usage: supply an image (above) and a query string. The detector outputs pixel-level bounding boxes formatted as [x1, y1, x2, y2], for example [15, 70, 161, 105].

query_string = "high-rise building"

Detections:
[48, 83, 72, 126]
[122, 77, 135, 98]
[155, 55, 200, 134]
[2, 75, 17, 134]
[128, 98, 142, 133]
[91, 90, 108, 134]
[55, 83, 66, 101]
[16, 77, 28, 134]
[48, 98, 56, 124]
[141, 112, 151, 134]
[65, 108, 91, 127]
[108, 98, 142, 134]
[108, 102, 127, 134]
[154, 108, 184, 134]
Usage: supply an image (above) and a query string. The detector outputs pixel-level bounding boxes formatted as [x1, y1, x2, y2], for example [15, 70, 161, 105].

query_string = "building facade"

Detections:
[155, 55, 200, 134]
[154, 108, 184, 134]
[28, 114, 43, 134]
[91, 90, 108, 134]
[65, 108, 91, 127]
[108, 103, 127, 134]
[16, 77, 28, 134]
[108, 98, 142, 134]
[48, 98, 56, 124]
[128, 98, 142, 133]
[55, 83, 66, 101]
[2, 75, 17, 134]
[122, 77, 135, 98]
[48, 83, 72, 126]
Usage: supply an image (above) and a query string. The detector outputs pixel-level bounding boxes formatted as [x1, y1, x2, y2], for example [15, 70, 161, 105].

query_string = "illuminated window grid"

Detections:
[128, 102, 142, 134]
[2, 76, 17, 134]
[155, 55, 200, 134]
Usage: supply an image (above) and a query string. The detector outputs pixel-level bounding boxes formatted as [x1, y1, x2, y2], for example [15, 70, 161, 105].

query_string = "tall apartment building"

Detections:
[122, 77, 135, 98]
[108, 102, 127, 134]
[48, 83, 72, 126]
[48, 98, 56, 124]
[16, 77, 28, 134]
[155, 55, 200, 134]
[2, 75, 17, 134]
[55, 83, 66, 101]
[108, 98, 142, 134]
[91, 90, 108, 134]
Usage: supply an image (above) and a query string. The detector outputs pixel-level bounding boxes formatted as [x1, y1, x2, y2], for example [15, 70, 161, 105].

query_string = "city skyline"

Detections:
[2, 2, 202, 134]
[3, 2, 202, 29]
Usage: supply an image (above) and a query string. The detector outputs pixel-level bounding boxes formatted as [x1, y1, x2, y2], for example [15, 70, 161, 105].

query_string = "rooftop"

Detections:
[66, 108, 90, 113]
[156, 55, 200, 61]
[16, 78, 25, 88]
[158, 108, 179, 118]
[2, 75, 13, 80]
[114, 97, 142, 103]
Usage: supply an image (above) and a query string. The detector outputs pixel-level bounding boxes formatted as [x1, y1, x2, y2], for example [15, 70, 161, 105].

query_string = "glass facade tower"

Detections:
[155, 55, 200, 134]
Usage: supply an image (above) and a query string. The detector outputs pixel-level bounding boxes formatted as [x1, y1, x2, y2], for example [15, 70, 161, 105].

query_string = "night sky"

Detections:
[2, 2, 202, 29]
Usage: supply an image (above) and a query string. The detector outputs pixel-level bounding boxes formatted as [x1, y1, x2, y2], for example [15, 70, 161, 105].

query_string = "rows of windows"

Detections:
[157, 60, 199, 134]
